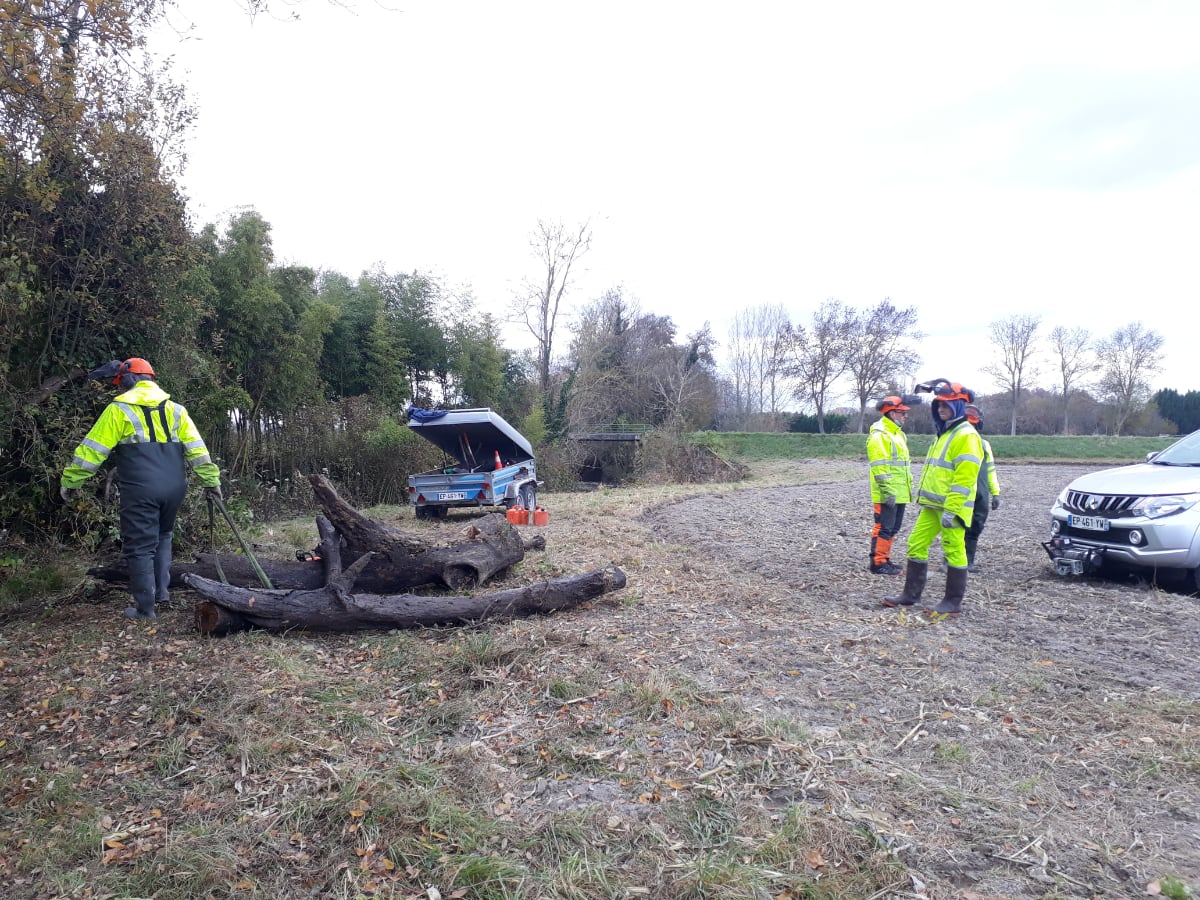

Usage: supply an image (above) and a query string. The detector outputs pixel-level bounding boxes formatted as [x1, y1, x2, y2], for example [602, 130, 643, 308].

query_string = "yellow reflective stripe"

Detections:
[949, 484, 971, 496]
[165, 402, 188, 442]
[81, 437, 109, 456]
[71, 454, 102, 472]
[114, 403, 148, 442]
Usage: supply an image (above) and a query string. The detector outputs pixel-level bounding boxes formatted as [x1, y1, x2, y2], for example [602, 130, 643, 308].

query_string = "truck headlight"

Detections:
[1129, 493, 1200, 519]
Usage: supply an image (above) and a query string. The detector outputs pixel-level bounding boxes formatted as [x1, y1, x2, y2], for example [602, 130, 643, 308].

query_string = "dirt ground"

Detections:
[4, 459, 1198, 898]
[612, 460, 1200, 898]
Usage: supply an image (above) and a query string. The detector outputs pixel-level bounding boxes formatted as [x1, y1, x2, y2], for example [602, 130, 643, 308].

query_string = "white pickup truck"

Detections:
[405, 406, 540, 519]
[1044, 428, 1200, 588]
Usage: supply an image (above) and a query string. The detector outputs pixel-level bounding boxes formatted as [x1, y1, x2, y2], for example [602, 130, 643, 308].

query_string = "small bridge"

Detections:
[570, 423, 652, 442]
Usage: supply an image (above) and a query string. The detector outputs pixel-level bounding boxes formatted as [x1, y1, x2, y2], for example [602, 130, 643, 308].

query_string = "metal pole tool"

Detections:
[207, 495, 274, 590]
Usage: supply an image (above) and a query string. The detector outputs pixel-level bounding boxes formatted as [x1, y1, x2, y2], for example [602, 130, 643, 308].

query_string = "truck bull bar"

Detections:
[1041, 535, 1106, 576]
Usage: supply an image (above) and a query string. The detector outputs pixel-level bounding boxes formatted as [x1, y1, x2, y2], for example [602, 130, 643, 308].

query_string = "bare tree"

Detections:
[984, 314, 1041, 435]
[645, 325, 720, 431]
[782, 299, 857, 434]
[567, 287, 638, 427]
[725, 304, 790, 430]
[1047, 325, 1097, 434]
[844, 298, 922, 433]
[1096, 322, 1164, 435]
[513, 219, 591, 400]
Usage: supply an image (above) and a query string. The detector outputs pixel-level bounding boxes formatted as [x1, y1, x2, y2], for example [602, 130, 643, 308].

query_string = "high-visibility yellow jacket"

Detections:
[867, 415, 913, 503]
[979, 439, 1000, 498]
[916, 420, 983, 525]
[61, 381, 220, 491]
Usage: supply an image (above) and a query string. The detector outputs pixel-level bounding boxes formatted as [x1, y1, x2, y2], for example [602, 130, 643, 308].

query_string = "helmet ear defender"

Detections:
[85, 358, 155, 386]
[914, 378, 974, 403]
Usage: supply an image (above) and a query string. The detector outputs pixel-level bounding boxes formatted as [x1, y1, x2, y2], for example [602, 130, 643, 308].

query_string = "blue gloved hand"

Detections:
[882, 495, 896, 509]
[991, 496, 1000, 511]
[941, 511, 957, 529]
[59, 484, 78, 503]
[203, 485, 223, 502]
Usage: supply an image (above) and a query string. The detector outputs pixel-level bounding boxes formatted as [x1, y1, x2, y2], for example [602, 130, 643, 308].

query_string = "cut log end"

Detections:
[194, 601, 251, 637]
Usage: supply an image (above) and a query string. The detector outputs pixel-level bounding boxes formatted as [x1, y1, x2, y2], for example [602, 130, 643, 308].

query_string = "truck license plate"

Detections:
[1069, 514, 1109, 531]
[439, 492, 466, 501]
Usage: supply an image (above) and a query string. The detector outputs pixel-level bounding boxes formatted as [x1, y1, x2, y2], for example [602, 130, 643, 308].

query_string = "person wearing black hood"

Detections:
[883, 379, 984, 617]
[963, 404, 1001, 572]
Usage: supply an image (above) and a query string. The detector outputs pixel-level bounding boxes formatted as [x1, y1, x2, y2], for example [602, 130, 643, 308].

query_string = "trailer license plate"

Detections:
[1069, 514, 1109, 531]
[439, 492, 466, 501]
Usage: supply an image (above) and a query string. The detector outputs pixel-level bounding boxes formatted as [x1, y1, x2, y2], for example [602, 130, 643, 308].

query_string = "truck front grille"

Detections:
[1064, 491, 1138, 517]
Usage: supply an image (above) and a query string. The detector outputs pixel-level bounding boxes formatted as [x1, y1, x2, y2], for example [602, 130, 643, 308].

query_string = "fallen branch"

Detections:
[189, 566, 627, 636]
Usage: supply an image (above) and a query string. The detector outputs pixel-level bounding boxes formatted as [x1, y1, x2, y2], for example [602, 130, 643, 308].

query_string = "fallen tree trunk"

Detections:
[89, 503, 545, 593]
[189, 566, 627, 636]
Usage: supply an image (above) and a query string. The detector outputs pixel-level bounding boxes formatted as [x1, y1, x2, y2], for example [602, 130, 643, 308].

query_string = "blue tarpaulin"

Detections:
[405, 404, 449, 423]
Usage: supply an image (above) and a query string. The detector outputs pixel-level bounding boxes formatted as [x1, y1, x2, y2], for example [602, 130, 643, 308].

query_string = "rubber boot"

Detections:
[123, 557, 158, 621]
[964, 535, 980, 574]
[154, 532, 172, 605]
[929, 565, 967, 617]
[882, 559, 927, 607]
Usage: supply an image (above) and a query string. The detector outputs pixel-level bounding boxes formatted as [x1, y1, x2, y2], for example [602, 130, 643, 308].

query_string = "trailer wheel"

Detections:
[519, 483, 537, 511]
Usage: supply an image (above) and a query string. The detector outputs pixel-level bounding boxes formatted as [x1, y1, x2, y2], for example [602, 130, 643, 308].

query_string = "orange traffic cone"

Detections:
[494, 451, 502, 470]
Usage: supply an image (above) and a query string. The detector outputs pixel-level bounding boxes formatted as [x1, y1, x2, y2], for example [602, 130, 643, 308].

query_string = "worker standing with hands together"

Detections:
[866, 394, 919, 575]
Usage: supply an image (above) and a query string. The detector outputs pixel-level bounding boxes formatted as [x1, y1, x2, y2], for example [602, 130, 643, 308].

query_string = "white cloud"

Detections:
[154, 0, 1200, 399]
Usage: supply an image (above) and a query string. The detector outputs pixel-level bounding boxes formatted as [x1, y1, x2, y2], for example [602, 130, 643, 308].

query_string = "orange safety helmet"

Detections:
[87, 357, 156, 386]
[114, 357, 155, 385]
[965, 404, 982, 425]
[875, 395, 911, 415]
[916, 378, 975, 404]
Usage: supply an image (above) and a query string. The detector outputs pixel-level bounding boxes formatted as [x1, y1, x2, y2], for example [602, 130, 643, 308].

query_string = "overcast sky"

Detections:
[151, 0, 1200, 400]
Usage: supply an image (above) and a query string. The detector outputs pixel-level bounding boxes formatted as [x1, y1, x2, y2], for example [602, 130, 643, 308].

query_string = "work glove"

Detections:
[991, 496, 1001, 511]
[60, 484, 78, 503]
[882, 495, 896, 509]
[940, 511, 957, 529]
[203, 485, 223, 503]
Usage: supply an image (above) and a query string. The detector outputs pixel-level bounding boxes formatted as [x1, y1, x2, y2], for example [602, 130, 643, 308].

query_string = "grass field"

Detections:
[709, 430, 1178, 463]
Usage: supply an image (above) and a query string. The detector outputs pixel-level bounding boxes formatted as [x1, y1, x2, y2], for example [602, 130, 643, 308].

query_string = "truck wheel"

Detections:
[519, 483, 537, 511]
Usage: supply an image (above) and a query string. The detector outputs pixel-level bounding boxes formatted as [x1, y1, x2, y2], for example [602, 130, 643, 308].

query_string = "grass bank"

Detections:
[708, 431, 1178, 463]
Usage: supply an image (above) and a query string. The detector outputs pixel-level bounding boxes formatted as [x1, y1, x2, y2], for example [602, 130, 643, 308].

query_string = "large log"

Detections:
[89, 500, 545, 593]
[189, 566, 627, 636]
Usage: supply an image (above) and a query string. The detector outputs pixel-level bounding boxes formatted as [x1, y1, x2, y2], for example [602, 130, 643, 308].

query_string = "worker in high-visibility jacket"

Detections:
[60, 358, 222, 621]
[883, 379, 983, 617]
[866, 394, 917, 575]
[963, 404, 1001, 572]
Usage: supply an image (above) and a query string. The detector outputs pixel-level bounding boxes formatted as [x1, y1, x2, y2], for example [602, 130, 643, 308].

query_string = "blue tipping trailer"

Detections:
[404, 406, 539, 519]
